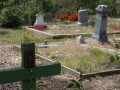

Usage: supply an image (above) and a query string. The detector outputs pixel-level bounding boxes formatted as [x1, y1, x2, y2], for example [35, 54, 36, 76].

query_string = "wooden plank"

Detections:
[81, 69, 120, 79]
[0, 62, 61, 84]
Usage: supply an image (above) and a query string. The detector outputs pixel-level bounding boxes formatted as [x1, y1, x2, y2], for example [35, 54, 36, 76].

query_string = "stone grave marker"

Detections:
[78, 9, 89, 25]
[34, 12, 46, 25]
[34, 12, 46, 29]
[92, 5, 109, 42]
[46, 13, 52, 22]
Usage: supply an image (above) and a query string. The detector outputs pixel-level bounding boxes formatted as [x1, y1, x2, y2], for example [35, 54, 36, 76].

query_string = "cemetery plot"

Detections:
[37, 37, 120, 74]
[1, 44, 120, 90]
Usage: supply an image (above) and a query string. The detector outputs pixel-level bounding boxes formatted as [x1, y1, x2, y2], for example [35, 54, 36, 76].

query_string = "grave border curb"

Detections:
[22, 26, 120, 39]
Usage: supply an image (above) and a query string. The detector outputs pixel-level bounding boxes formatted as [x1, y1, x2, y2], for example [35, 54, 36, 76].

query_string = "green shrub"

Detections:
[67, 79, 84, 90]
[90, 48, 105, 56]
[0, 7, 22, 28]
[89, 17, 95, 26]
[109, 53, 120, 64]
[61, 20, 72, 25]
[29, 11, 37, 25]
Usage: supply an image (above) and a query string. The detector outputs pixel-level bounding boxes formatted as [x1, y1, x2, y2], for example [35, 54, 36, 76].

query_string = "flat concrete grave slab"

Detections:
[35, 43, 61, 48]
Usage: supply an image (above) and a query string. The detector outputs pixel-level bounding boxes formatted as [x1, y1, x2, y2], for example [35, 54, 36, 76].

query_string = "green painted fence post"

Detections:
[21, 42, 36, 90]
[0, 42, 61, 90]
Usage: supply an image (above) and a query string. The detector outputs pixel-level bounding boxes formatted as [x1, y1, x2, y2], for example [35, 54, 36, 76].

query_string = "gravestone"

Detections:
[91, 5, 109, 42]
[34, 12, 45, 25]
[77, 9, 88, 25]
[46, 13, 52, 22]
[34, 12, 46, 30]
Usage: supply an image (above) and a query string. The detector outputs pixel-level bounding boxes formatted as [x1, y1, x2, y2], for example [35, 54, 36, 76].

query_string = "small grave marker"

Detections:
[92, 5, 109, 42]
[76, 35, 84, 44]
[0, 42, 61, 90]
[46, 13, 52, 22]
[78, 9, 88, 25]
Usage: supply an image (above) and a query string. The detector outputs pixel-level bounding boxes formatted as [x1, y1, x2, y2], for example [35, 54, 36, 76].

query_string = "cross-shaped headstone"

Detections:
[0, 42, 61, 90]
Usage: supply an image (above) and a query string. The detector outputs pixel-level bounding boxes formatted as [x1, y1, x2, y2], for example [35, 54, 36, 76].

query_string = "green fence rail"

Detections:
[0, 42, 61, 90]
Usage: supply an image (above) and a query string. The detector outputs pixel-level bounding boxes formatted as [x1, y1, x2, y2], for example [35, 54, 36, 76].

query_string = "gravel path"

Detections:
[1, 45, 120, 90]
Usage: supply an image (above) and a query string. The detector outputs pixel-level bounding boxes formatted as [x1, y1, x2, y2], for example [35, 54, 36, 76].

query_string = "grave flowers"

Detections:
[57, 13, 69, 21]
[57, 13, 78, 21]
[68, 13, 78, 21]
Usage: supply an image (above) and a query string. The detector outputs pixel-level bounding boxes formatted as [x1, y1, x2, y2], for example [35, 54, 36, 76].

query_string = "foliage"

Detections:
[109, 22, 117, 29]
[109, 53, 120, 64]
[0, 7, 22, 28]
[90, 48, 105, 56]
[23, 30, 39, 43]
[98, 0, 120, 16]
[61, 20, 72, 25]
[89, 17, 95, 26]
[113, 37, 120, 48]
[67, 79, 84, 90]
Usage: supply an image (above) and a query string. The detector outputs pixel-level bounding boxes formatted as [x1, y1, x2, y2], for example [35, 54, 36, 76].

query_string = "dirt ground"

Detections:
[0, 45, 120, 90]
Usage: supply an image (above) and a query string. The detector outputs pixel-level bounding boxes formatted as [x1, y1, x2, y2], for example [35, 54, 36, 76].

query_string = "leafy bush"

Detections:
[109, 53, 120, 64]
[89, 17, 95, 26]
[67, 79, 84, 90]
[61, 20, 72, 25]
[29, 11, 37, 25]
[0, 7, 22, 28]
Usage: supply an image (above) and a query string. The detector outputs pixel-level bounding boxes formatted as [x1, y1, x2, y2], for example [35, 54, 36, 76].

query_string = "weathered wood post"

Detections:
[0, 42, 61, 90]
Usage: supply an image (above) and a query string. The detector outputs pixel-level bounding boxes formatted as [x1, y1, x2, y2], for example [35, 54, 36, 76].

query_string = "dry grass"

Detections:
[37, 37, 120, 74]
[45, 25, 94, 34]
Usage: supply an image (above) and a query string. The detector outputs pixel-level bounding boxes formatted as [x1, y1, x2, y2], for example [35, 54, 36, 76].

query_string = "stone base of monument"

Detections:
[77, 22, 89, 26]
[92, 34, 108, 42]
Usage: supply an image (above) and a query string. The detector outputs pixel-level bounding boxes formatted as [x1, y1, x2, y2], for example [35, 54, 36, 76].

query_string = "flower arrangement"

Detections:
[57, 13, 78, 21]
[68, 13, 78, 21]
[57, 13, 69, 21]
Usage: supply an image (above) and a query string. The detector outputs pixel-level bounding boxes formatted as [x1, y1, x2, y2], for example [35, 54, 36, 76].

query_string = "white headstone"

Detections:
[34, 12, 46, 25]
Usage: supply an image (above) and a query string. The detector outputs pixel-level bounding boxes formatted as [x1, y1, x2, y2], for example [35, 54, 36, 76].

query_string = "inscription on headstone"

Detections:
[78, 9, 88, 25]
[92, 5, 109, 42]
